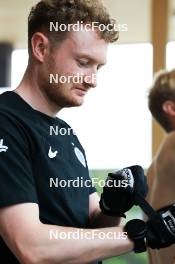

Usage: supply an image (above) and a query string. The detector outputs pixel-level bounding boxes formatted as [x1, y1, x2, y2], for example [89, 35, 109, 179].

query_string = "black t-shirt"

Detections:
[0, 91, 100, 263]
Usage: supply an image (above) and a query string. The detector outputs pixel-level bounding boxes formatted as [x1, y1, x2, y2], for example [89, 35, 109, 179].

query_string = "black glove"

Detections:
[124, 219, 147, 253]
[146, 204, 175, 249]
[99, 165, 148, 217]
[124, 204, 175, 253]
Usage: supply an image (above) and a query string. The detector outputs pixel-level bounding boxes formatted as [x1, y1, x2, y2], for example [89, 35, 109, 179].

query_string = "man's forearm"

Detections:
[18, 223, 133, 264]
[89, 210, 121, 228]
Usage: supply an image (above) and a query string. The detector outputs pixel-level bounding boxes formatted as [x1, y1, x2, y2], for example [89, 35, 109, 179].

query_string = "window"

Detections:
[11, 49, 28, 88]
[166, 41, 175, 69]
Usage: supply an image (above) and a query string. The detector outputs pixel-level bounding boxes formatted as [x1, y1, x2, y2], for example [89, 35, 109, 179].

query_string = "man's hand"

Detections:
[124, 204, 175, 253]
[99, 165, 148, 217]
[146, 204, 175, 249]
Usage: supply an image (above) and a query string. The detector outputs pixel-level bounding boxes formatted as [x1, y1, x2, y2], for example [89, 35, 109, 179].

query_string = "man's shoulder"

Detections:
[147, 132, 175, 177]
[0, 92, 35, 143]
[0, 91, 19, 115]
[0, 90, 14, 103]
[152, 132, 175, 175]
[157, 131, 175, 155]
[0, 91, 37, 125]
[165, 131, 175, 144]
[0, 93, 20, 125]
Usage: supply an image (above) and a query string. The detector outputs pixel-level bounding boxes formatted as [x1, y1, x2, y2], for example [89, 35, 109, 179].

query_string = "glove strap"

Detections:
[134, 192, 158, 220]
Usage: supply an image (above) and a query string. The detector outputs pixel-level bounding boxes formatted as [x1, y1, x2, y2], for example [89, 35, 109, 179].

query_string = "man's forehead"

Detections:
[68, 29, 108, 63]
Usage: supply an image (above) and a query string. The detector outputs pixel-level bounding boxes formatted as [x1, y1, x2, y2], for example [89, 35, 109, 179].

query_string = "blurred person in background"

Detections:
[147, 69, 175, 264]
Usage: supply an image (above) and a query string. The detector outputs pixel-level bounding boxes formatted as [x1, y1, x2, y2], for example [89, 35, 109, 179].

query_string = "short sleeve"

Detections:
[89, 185, 97, 194]
[0, 114, 38, 208]
[88, 174, 97, 194]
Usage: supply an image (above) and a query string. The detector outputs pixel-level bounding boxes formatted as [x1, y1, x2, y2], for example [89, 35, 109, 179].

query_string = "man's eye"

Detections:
[78, 60, 88, 67]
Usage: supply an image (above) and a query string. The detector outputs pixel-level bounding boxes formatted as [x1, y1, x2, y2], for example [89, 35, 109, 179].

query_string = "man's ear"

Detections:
[31, 32, 49, 62]
[162, 101, 175, 116]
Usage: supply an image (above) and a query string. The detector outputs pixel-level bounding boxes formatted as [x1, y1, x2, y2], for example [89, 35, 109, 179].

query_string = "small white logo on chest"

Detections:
[48, 147, 58, 159]
[73, 145, 86, 168]
[0, 139, 8, 153]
